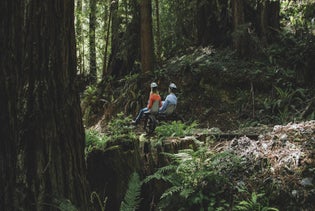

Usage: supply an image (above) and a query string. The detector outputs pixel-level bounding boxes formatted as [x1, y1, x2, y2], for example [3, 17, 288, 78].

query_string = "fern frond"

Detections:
[120, 172, 142, 211]
[160, 186, 182, 200]
[142, 165, 177, 183]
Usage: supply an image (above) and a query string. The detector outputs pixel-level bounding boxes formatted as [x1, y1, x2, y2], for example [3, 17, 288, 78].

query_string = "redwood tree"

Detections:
[140, 0, 154, 74]
[89, 0, 97, 82]
[0, 0, 89, 210]
[257, 0, 280, 43]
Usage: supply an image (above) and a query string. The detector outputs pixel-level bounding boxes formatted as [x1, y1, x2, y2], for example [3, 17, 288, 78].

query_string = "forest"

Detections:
[1, 0, 315, 210]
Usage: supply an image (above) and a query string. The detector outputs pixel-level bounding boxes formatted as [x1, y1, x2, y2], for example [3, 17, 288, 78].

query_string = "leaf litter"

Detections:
[209, 120, 315, 209]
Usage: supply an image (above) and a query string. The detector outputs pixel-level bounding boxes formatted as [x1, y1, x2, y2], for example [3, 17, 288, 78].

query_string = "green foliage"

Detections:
[85, 112, 137, 153]
[107, 112, 136, 140]
[155, 121, 198, 138]
[85, 129, 109, 149]
[82, 85, 98, 103]
[281, 0, 315, 33]
[81, 85, 102, 126]
[143, 145, 241, 210]
[257, 86, 310, 124]
[120, 172, 142, 211]
[90, 191, 107, 211]
[234, 188, 279, 211]
[50, 198, 77, 211]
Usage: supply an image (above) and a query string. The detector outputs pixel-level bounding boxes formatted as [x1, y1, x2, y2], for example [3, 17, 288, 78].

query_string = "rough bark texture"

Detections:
[76, 0, 84, 74]
[232, 0, 245, 30]
[0, 3, 20, 210]
[89, 0, 97, 82]
[257, 0, 280, 43]
[231, 0, 250, 56]
[140, 0, 154, 74]
[105, 0, 140, 79]
[0, 1, 89, 210]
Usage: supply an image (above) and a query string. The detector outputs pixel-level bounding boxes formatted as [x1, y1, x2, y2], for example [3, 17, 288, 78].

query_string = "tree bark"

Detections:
[196, 0, 230, 47]
[154, 0, 161, 65]
[232, 0, 245, 30]
[231, 0, 249, 56]
[105, 0, 141, 80]
[102, 0, 112, 78]
[106, 0, 122, 78]
[257, 0, 280, 43]
[89, 0, 97, 82]
[140, 0, 154, 74]
[0, 3, 19, 210]
[76, 0, 84, 74]
[0, 0, 89, 210]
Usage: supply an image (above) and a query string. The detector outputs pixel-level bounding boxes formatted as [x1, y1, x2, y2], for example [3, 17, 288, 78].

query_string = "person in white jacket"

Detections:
[159, 83, 177, 113]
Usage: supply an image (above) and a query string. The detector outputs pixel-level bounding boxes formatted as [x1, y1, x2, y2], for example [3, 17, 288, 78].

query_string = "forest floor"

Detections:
[212, 120, 315, 209]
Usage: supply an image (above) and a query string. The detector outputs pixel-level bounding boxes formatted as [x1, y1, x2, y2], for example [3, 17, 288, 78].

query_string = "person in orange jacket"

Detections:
[132, 82, 162, 125]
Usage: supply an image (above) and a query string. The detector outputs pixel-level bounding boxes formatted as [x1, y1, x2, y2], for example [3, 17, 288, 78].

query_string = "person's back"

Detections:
[148, 91, 162, 109]
[159, 83, 177, 114]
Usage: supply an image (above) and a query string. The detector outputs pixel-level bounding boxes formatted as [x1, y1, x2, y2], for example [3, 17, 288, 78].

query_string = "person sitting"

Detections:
[159, 83, 177, 114]
[132, 82, 162, 125]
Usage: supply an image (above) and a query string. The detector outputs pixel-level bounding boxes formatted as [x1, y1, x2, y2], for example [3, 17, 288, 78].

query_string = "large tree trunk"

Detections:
[232, 0, 245, 29]
[257, 0, 280, 43]
[231, 0, 250, 56]
[266, 0, 280, 41]
[76, 0, 84, 74]
[154, 0, 161, 65]
[104, 0, 140, 80]
[0, 2, 19, 208]
[0, 0, 89, 210]
[89, 0, 97, 83]
[106, 0, 123, 78]
[196, 0, 230, 47]
[140, 0, 154, 74]
[102, 0, 112, 78]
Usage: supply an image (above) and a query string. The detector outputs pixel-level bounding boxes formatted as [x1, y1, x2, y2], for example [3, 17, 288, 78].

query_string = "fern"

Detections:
[120, 172, 142, 211]
[142, 164, 178, 184]
[143, 145, 236, 210]
[160, 186, 182, 200]
[234, 190, 279, 211]
[90, 192, 107, 211]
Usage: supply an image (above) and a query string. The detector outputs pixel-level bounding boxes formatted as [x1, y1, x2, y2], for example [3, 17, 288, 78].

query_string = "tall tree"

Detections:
[106, 0, 122, 78]
[89, 0, 97, 82]
[154, 0, 161, 65]
[140, 0, 154, 74]
[105, 0, 141, 79]
[102, 0, 112, 78]
[231, 0, 249, 56]
[0, 0, 89, 210]
[257, 0, 280, 43]
[76, 0, 84, 74]
[196, 0, 230, 46]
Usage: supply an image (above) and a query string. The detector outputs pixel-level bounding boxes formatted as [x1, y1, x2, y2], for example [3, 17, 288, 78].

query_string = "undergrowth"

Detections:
[85, 112, 136, 154]
[143, 142, 280, 210]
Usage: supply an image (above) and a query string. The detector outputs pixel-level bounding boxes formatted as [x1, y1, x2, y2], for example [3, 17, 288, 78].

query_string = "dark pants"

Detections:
[134, 107, 148, 123]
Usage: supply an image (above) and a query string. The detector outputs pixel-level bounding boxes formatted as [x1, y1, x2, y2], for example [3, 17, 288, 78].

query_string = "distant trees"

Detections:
[105, 0, 141, 79]
[0, 0, 89, 210]
[73, 0, 315, 81]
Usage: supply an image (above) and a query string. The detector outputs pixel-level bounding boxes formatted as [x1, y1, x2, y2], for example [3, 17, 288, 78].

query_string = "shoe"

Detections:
[131, 120, 138, 125]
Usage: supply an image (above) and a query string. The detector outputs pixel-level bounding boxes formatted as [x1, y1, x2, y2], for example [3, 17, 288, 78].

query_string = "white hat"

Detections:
[150, 82, 158, 88]
[169, 83, 177, 89]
